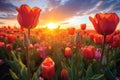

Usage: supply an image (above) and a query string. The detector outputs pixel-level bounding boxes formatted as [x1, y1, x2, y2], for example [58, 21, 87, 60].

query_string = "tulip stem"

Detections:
[100, 34, 106, 65]
[27, 28, 31, 79]
[26, 47, 30, 80]
[28, 28, 30, 39]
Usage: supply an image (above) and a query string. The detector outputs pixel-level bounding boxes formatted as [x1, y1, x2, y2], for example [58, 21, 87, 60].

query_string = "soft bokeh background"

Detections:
[0, 0, 120, 29]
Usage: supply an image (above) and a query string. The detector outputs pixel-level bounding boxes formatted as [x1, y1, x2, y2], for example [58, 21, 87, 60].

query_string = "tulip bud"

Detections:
[0, 59, 4, 65]
[16, 47, 22, 52]
[34, 43, 40, 48]
[61, 69, 69, 80]
[41, 57, 55, 79]
[81, 45, 95, 59]
[38, 47, 47, 59]
[64, 47, 72, 57]
[28, 44, 34, 49]
[38, 76, 44, 80]
[6, 44, 12, 51]
[0, 42, 5, 48]
[95, 49, 101, 59]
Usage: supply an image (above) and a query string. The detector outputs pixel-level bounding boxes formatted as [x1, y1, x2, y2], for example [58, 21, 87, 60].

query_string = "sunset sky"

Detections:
[0, 0, 120, 29]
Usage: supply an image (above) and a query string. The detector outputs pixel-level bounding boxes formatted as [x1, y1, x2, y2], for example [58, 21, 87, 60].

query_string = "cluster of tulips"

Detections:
[0, 4, 120, 80]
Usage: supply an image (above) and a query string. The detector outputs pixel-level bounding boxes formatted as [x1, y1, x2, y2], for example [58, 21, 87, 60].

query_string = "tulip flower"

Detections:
[16, 4, 41, 39]
[0, 59, 4, 65]
[6, 35, 16, 43]
[38, 47, 47, 59]
[95, 49, 101, 60]
[89, 13, 119, 64]
[0, 42, 5, 48]
[64, 47, 72, 58]
[16, 4, 41, 29]
[67, 27, 75, 35]
[61, 68, 69, 80]
[89, 13, 119, 35]
[93, 34, 103, 44]
[6, 44, 12, 51]
[41, 57, 55, 79]
[28, 44, 34, 49]
[80, 24, 86, 30]
[81, 46, 95, 59]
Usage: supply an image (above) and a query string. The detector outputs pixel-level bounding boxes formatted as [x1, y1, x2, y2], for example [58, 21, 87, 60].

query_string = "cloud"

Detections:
[0, 0, 16, 12]
[0, 0, 17, 20]
[41, 0, 120, 24]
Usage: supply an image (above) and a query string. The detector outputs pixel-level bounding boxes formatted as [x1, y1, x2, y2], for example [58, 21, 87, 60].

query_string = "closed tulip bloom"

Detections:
[6, 44, 12, 51]
[42, 57, 55, 79]
[93, 35, 103, 44]
[61, 68, 69, 80]
[0, 59, 4, 65]
[89, 13, 119, 35]
[16, 4, 41, 29]
[67, 27, 75, 35]
[95, 49, 101, 59]
[64, 47, 72, 57]
[81, 46, 95, 59]
[0, 42, 5, 48]
[81, 24, 86, 30]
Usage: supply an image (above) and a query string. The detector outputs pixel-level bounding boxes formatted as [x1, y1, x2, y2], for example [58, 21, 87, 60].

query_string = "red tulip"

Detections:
[81, 46, 95, 59]
[89, 13, 119, 35]
[0, 42, 5, 48]
[93, 34, 103, 44]
[6, 44, 12, 51]
[61, 69, 69, 80]
[42, 57, 55, 79]
[64, 47, 72, 57]
[16, 4, 41, 29]
[6, 35, 16, 43]
[81, 24, 86, 30]
[67, 27, 75, 35]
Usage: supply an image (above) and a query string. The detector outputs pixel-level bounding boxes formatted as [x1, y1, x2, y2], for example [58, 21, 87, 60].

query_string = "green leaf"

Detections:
[31, 65, 41, 80]
[86, 64, 93, 79]
[9, 69, 19, 80]
[90, 74, 104, 80]
[104, 67, 115, 80]
[20, 66, 28, 80]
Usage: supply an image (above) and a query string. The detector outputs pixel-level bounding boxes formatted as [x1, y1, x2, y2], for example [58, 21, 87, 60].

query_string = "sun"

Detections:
[47, 23, 58, 29]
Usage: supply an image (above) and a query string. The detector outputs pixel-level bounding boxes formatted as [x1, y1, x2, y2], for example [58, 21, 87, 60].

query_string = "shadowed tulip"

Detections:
[6, 44, 12, 51]
[0, 42, 5, 48]
[89, 13, 119, 35]
[61, 68, 69, 80]
[16, 4, 41, 29]
[0, 59, 4, 65]
[41, 57, 55, 79]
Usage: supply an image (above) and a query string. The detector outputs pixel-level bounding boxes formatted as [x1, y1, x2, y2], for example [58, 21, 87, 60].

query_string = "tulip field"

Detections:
[0, 4, 120, 80]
